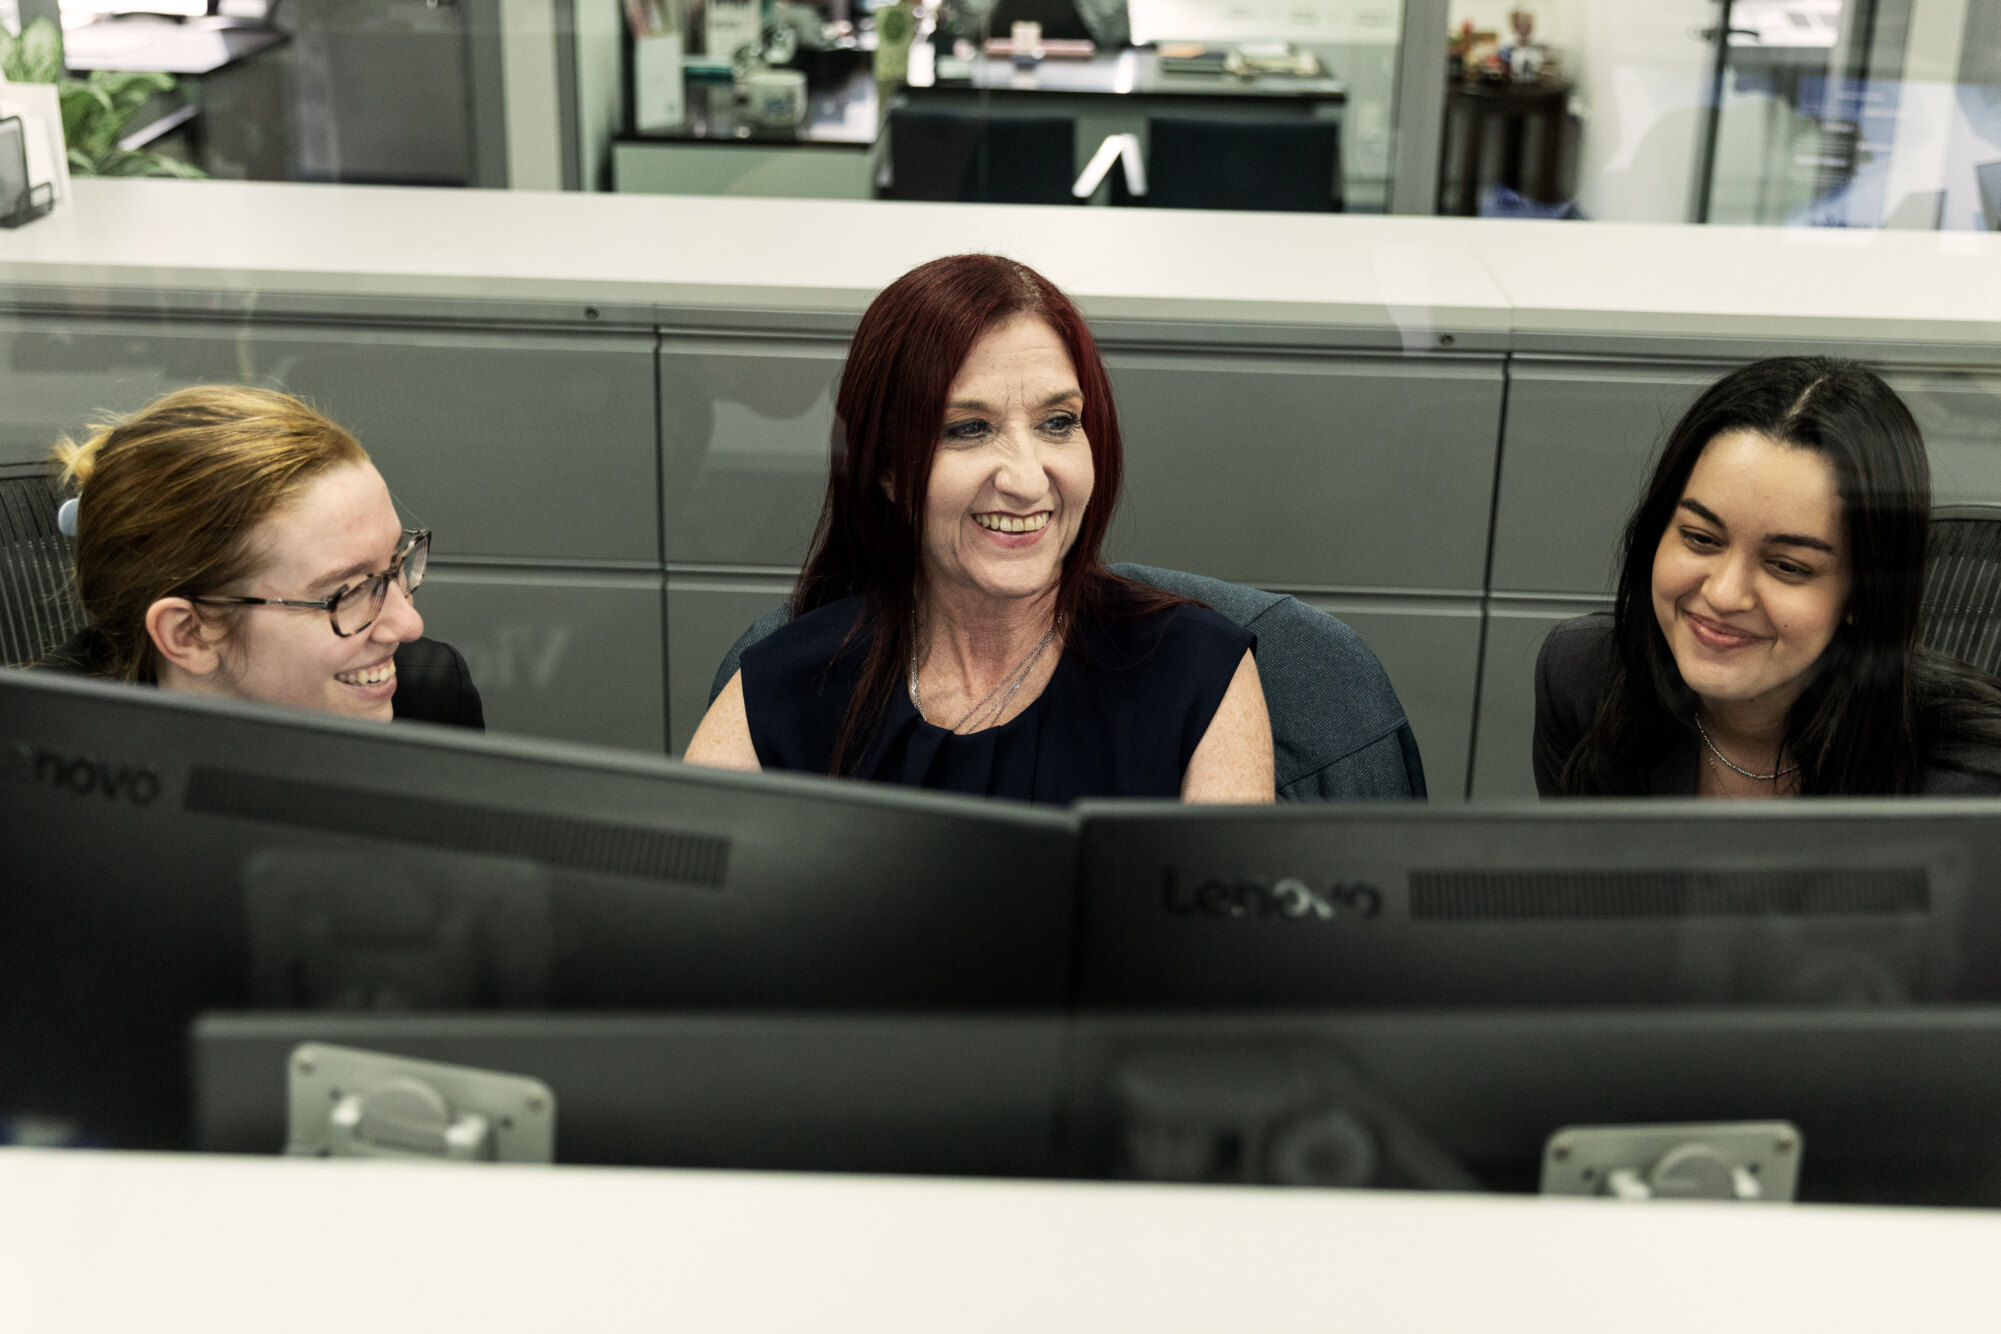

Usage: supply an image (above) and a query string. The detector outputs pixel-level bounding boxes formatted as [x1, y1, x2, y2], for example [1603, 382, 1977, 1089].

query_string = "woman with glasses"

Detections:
[38, 384, 482, 728]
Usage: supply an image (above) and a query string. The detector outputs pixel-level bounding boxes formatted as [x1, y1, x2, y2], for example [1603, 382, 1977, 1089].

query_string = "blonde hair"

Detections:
[54, 385, 370, 683]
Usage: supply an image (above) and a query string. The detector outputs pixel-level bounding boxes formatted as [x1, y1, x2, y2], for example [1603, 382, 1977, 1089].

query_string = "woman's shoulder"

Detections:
[1537, 611, 1616, 683]
[740, 594, 872, 695]
[1082, 600, 1254, 671]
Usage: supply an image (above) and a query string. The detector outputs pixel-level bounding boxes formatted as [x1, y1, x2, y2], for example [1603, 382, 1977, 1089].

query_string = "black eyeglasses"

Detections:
[193, 529, 430, 638]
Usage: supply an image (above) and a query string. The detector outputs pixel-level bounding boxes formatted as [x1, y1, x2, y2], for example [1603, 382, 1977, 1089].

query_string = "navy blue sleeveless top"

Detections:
[740, 595, 1254, 806]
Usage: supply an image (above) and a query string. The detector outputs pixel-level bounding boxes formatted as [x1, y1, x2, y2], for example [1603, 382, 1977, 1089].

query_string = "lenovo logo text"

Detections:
[1162, 872, 1383, 921]
[1, 740, 162, 807]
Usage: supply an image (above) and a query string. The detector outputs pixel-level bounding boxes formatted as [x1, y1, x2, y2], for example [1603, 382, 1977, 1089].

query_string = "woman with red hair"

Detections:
[685, 254, 1273, 804]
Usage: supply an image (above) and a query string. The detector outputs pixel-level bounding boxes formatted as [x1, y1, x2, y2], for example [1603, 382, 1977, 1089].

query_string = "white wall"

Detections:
[1445, 0, 1713, 221]
[575, 0, 625, 191]
[1567, 0, 1712, 221]
[501, 0, 567, 189]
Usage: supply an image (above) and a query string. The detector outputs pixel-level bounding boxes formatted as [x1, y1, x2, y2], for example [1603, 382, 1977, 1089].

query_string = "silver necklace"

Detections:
[1695, 713, 1799, 783]
[909, 612, 1060, 734]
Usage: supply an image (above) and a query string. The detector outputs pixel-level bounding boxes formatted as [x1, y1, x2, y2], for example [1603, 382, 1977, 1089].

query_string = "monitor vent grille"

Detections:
[1409, 868, 1929, 920]
[185, 765, 730, 888]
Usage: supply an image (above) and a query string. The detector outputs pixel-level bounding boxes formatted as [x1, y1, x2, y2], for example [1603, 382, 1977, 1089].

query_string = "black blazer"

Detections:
[39, 629, 485, 731]
[1533, 612, 2001, 797]
[1532, 613, 1694, 796]
[392, 637, 485, 729]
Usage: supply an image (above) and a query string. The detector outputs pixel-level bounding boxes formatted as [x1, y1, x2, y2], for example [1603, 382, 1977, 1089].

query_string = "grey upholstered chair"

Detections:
[0, 462, 84, 668]
[1922, 504, 2001, 679]
[708, 562, 1425, 801]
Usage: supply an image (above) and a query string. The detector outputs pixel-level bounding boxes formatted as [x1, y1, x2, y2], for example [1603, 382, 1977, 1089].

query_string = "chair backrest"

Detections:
[1143, 115, 1342, 213]
[0, 462, 85, 668]
[706, 564, 1424, 801]
[886, 108, 1077, 205]
[1922, 506, 2001, 677]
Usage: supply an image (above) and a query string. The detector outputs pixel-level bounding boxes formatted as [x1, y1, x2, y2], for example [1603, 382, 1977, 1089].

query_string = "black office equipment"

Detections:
[0, 461, 83, 665]
[886, 107, 1076, 204]
[1059, 1007, 2001, 1206]
[1070, 799, 2001, 1007]
[194, 1011, 1070, 1174]
[1136, 115, 1341, 212]
[0, 667, 1078, 1146]
[189, 1007, 2001, 1205]
[0, 115, 56, 229]
[984, 0, 1092, 43]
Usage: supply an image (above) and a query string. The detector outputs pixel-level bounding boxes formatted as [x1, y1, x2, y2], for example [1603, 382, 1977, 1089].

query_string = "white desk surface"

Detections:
[2, 1148, 1996, 1332]
[1467, 219, 2001, 350]
[0, 179, 1511, 340]
[4, 180, 1999, 351]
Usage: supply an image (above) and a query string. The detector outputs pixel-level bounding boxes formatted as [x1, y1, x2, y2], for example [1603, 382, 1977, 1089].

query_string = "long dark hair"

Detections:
[1563, 355, 2001, 795]
[794, 253, 1184, 774]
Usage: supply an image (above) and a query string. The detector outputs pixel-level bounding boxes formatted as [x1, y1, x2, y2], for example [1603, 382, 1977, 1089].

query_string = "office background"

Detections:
[4, 0, 2001, 802]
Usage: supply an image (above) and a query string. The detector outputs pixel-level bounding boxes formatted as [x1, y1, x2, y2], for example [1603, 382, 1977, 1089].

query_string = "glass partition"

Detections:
[2, 0, 1993, 225]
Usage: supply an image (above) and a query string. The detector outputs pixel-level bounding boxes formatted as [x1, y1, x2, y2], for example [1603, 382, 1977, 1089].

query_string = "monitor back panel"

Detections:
[1073, 801, 2001, 1007]
[0, 671, 1077, 1144]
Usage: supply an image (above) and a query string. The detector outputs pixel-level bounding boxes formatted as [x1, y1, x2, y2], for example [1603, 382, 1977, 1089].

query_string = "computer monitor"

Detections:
[1071, 799, 2001, 1007]
[1058, 1006, 2001, 1207]
[1067, 798, 2001, 1208]
[0, 667, 1078, 1146]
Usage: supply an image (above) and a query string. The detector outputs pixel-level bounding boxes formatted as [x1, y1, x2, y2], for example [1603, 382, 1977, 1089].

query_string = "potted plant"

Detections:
[0, 17, 206, 178]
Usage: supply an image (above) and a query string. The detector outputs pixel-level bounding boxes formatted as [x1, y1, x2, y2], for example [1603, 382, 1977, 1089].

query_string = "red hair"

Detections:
[794, 253, 1183, 773]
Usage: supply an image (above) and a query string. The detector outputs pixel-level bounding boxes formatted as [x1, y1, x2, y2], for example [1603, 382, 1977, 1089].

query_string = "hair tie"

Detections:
[56, 497, 80, 538]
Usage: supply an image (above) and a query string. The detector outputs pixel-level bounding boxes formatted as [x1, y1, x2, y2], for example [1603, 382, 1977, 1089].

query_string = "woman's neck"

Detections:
[1698, 693, 1791, 762]
[916, 582, 1060, 681]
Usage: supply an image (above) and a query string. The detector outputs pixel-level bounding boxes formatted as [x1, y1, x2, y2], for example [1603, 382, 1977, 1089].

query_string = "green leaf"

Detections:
[0, 27, 20, 82]
[17, 17, 67, 84]
[94, 69, 177, 132]
[60, 82, 121, 159]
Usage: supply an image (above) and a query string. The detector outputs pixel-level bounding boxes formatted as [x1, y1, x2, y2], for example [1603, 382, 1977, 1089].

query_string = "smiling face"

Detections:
[919, 314, 1095, 605]
[1651, 429, 1853, 718]
[210, 461, 425, 721]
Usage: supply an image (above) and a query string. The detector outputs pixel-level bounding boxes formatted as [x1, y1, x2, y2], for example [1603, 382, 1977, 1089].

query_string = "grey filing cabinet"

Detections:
[657, 331, 846, 753]
[0, 314, 665, 751]
[1105, 348, 1503, 803]
[1473, 354, 2001, 801]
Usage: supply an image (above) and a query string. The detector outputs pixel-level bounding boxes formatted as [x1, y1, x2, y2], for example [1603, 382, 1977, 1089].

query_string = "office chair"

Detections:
[707, 563, 1425, 801]
[1129, 116, 1343, 213]
[885, 107, 1077, 205]
[0, 462, 85, 668]
[1921, 505, 2001, 679]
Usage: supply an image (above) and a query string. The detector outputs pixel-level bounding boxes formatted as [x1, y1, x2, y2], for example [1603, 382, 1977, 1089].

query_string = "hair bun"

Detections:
[51, 429, 110, 491]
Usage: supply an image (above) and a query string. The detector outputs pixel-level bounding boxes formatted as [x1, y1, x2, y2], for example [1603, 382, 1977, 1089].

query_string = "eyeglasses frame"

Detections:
[189, 528, 431, 638]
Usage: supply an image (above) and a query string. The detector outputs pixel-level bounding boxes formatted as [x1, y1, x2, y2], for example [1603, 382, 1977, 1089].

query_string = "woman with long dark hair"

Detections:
[685, 254, 1274, 803]
[1536, 355, 2001, 797]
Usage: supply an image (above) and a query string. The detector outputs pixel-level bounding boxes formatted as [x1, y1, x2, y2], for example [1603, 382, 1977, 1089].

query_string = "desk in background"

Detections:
[904, 46, 1347, 202]
[613, 47, 1348, 204]
[613, 63, 879, 199]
